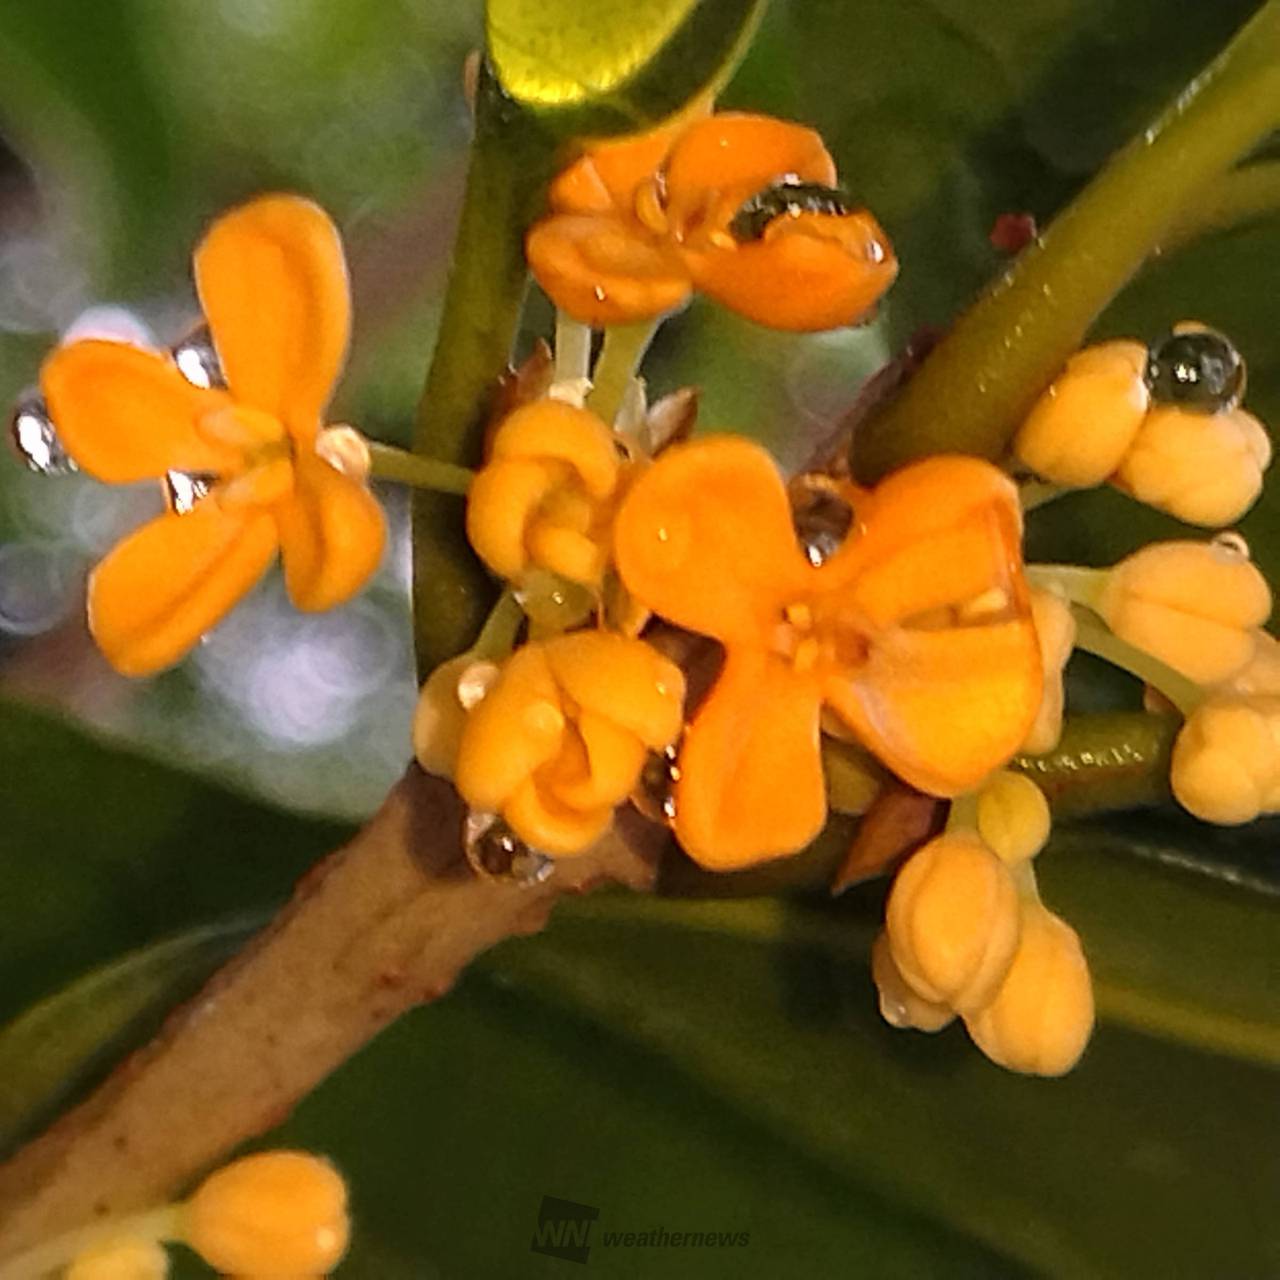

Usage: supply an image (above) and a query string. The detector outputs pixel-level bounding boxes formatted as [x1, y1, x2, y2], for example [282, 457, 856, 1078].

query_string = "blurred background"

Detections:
[0, 2, 1277, 1276]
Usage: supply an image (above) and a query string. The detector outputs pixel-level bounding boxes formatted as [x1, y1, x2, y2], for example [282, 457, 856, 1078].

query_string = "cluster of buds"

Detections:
[1015, 325, 1270, 526]
[873, 773, 1094, 1076]
[13, 1150, 350, 1279]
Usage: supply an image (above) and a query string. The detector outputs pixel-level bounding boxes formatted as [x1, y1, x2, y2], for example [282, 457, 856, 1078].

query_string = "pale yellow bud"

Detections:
[67, 1238, 169, 1280]
[870, 931, 955, 1032]
[885, 833, 1020, 1014]
[1113, 405, 1270, 527]
[976, 772, 1051, 864]
[1014, 341, 1149, 486]
[965, 903, 1094, 1076]
[413, 654, 499, 779]
[1023, 587, 1076, 753]
[1098, 540, 1271, 684]
[1223, 629, 1280, 697]
[1170, 695, 1280, 824]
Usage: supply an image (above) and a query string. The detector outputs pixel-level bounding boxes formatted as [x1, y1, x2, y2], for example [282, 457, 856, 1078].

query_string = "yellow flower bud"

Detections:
[1112, 404, 1271, 527]
[184, 1151, 349, 1278]
[466, 400, 623, 587]
[965, 903, 1094, 1076]
[412, 653, 500, 779]
[1013, 341, 1149, 486]
[1170, 695, 1280, 824]
[885, 833, 1020, 1014]
[976, 771, 1051, 864]
[1023, 586, 1076, 753]
[1223, 628, 1280, 697]
[67, 1238, 169, 1280]
[1098, 539, 1271, 684]
[871, 931, 955, 1032]
[454, 633, 685, 855]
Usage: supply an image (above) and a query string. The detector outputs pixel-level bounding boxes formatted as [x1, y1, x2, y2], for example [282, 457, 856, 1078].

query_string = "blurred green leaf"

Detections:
[486, 0, 766, 134]
[0, 918, 254, 1158]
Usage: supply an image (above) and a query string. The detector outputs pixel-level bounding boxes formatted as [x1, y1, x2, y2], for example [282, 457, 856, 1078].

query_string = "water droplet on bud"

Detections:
[9, 390, 75, 475]
[632, 745, 680, 824]
[1145, 328, 1244, 413]
[463, 811, 555, 885]
[165, 470, 216, 514]
[171, 326, 226, 390]
[1211, 531, 1251, 561]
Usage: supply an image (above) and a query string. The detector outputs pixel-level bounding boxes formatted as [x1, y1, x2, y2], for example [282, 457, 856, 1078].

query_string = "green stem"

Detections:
[470, 589, 526, 662]
[410, 63, 559, 679]
[1013, 711, 1177, 815]
[587, 319, 661, 424]
[368, 443, 473, 495]
[1026, 563, 1108, 612]
[854, 0, 1280, 481]
[1071, 606, 1203, 716]
[554, 309, 593, 386]
[1161, 158, 1280, 254]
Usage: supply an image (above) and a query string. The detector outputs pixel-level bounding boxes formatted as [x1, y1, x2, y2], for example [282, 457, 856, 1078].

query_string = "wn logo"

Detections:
[530, 1195, 600, 1264]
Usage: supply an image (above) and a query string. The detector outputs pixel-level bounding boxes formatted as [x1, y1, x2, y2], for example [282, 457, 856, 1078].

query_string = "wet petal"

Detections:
[828, 620, 1042, 797]
[195, 194, 350, 438]
[548, 117, 686, 215]
[88, 501, 277, 676]
[675, 649, 826, 869]
[505, 777, 612, 856]
[614, 435, 809, 643]
[276, 452, 385, 611]
[41, 340, 235, 483]
[686, 210, 898, 332]
[526, 213, 691, 327]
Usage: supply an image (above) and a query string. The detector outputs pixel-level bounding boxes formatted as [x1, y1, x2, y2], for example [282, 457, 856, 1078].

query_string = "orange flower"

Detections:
[614, 437, 1042, 869]
[527, 112, 898, 331]
[41, 195, 385, 676]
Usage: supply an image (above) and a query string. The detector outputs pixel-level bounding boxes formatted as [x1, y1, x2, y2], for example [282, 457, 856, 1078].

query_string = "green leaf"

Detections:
[0, 918, 255, 1158]
[486, 0, 767, 134]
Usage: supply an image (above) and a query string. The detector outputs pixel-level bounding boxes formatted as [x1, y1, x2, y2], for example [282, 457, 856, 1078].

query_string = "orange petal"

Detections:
[827, 620, 1042, 797]
[675, 648, 827, 869]
[41, 341, 235, 483]
[613, 435, 809, 643]
[526, 214, 691, 327]
[194, 194, 350, 438]
[88, 501, 277, 676]
[276, 452, 385, 611]
[504, 777, 612, 856]
[549, 121, 683, 215]
[685, 210, 898, 332]
[491, 400, 620, 498]
[664, 113, 836, 228]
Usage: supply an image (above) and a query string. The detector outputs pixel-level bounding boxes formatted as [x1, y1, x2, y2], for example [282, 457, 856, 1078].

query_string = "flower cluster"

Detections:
[36, 195, 385, 675]
[873, 773, 1093, 1076]
[526, 111, 899, 330]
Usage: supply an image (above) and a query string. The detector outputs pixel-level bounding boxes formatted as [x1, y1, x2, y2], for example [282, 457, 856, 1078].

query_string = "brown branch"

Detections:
[0, 766, 662, 1260]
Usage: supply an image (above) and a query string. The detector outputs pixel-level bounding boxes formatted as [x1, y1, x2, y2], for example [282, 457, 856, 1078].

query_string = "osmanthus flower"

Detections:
[526, 112, 898, 331]
[450, 630, 686, 855]
[613, 435, 1043, 869]
[40, 194, 385, 676]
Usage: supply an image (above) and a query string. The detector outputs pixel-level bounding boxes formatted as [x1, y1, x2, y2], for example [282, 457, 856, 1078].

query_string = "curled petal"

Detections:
[88, 501, 277, 676]
[548, 117, 688, 215]
[663, 113, 836, 227]
[41, 340, 235, 483]
[526, 214, 691, 327]
[544, 631, 685, 748]
[491, 401, 620, 498]
[276, 453, 385, 612]
[195, 194, 350, 438]
[505, 777, 612, 856]
[614, 435, 810, 643]
[829, 619, 1042, 797]
[542, 712, 648, 811]
[455, 645, 566, 813]
[675, 649, 826, 869]
[685, 210, 898, 332]
[466, 457, 562, 581]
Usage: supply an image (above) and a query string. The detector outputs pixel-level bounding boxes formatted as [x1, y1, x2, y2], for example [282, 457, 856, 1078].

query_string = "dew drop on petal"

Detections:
[171, 325, 227, 390]
[165, 471, 216, 515]
[463, 811, 555, 885]
[9, 389, 76, 476]
[632, 745, 680, 824]
[1211, 531, 1251, 562]
[791, 483, 853, 566]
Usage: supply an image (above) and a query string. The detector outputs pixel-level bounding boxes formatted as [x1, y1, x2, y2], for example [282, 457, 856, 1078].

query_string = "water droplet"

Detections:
[878, 990, 911, 1028]
[632, 745, 680, 824]
[171, 326, 226, 390]
[791, 483, 853, 566]
[165, 471, 216, 514]
[9, 389, 76, 475]
[463, 811, 555, 885]
[1212, 531, 1251, 561]
[1145, 328, 1244, 413]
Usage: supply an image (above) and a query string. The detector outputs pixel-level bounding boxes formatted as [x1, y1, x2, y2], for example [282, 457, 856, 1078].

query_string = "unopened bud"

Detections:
[976, 772, 1051, 865]
[1170, 695, 1280, 825]
[871, 931, 954, 1032]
